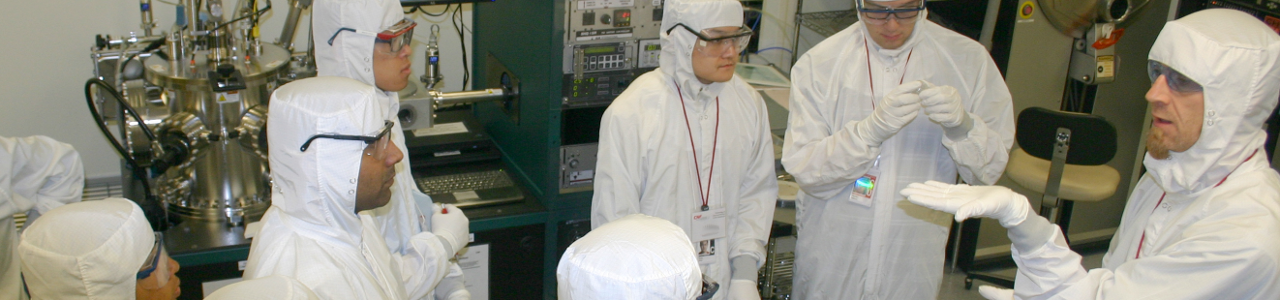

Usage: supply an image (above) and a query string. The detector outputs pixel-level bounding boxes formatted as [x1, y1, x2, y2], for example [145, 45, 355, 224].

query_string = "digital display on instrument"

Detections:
[645, 44, 661, 51]
[585, 46, 617, 54]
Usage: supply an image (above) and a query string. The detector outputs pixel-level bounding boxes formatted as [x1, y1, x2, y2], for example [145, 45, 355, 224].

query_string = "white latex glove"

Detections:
[855, 80, 925, 146]
[919, 84, 975, 141]
[899, 180, 1031, 227]
[978, 285, 1015, 300]
[431, 204, 470, 255]
[728, 279, 760, 300]
[919, 85, 968, 127]
[434, 272, 471, 300]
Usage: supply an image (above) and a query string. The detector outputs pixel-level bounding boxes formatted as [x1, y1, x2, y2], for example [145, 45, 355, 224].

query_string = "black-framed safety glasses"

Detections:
[327, 18, 418, 54]
[1148, 60, 1204, 93]
[857, 0, 926, 25]
[299, 121, 395, 160]
[666, 23, 754, 56]
[136, 232, 172, 288]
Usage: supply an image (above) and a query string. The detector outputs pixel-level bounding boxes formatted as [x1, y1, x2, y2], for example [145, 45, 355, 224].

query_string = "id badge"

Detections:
[692, 208, 727, 264]
[691, 208, 728, 241]
[849, 157, 881, 207]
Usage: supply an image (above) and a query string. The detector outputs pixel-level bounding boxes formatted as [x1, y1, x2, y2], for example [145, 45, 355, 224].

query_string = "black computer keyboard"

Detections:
[415, 169, 516, 195]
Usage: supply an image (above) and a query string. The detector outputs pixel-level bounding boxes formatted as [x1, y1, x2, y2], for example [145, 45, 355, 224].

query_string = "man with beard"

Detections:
[900, 8, 1280, 300]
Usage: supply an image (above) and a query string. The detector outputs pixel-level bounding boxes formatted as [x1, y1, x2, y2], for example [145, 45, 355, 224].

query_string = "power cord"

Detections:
[451, 4, 470, 88]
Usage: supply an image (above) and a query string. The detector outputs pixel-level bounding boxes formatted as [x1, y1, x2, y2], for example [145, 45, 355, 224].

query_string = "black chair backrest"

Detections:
[1015, 107, 1118, 166]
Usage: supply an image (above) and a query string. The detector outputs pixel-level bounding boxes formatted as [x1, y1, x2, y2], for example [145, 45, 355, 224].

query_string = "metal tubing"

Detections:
[140, 0, 156, 36]
[430, 88, 507, 106]
[103, 36, 165, 49]
[277, 0, 310, 52]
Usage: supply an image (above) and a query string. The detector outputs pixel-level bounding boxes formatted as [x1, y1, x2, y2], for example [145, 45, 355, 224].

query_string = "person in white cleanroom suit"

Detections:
[901, 8, 1280, 300]
[780, 0, 1015, 298]
[558, 214, 705, 300]
[241, 76, 470, 300]
[205, 275, 319, 300]
[0, 136, 83, 300]
[19, 198, 181, 300]
[312, 0, 470, 298]
[591, 0, 778, 299]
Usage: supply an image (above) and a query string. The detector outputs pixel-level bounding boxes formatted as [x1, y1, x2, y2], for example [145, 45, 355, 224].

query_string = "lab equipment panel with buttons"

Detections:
[560, 0, 663, 106]
[559, 144, 598, 191]
[566, 0, 662, 43]
[562, 42, 635, 74]
[638, 39, 661, 68]
[561, 42, 641, 107]
[562, 71, 637, 107]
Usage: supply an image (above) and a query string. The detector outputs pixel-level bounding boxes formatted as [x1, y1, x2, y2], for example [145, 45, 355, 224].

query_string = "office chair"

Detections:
[965, 107, 1120, 289]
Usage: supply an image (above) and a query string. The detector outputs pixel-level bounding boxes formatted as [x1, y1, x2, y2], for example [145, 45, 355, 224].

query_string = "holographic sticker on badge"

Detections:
[848, 157, 880, 207]
[853, 173, 877, 199]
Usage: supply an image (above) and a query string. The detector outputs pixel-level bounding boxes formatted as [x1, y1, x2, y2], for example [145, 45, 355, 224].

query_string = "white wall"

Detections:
[0, 0, 472, 179]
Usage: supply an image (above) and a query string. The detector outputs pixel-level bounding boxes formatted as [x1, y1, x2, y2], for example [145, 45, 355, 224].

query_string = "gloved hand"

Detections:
[431, 204, 470, 256]
[728, 279, 760, 300]
[434, 272, 471, 300]
[978, 285, 1014, 300]
[919, 84, 974, 140]
[898, 180, 1031, 227]
[919, 85, 968, 127]
[855, 80, 925, 146]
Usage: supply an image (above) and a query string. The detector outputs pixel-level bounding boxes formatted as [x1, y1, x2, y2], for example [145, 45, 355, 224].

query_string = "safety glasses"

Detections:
[376, 18, 417, 54]
[327, 18, 418, 54]
[666, 23, 754, 56]
[136, 232, 171, 288]
[299, 121, 395, 160]
[857, 0, 926, 25]
[1148, 60, 1203, 93]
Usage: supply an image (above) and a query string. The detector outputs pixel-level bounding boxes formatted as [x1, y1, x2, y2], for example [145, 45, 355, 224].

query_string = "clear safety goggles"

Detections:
[299, 121, 395, 160]
[327, 18, 418, 54]
[376, 18, 417, 54]
[857, 0, 926, 25]
[136, 232, 172, 288]
[1148, 60, 1203, 93]
[666, 23, 754, 56]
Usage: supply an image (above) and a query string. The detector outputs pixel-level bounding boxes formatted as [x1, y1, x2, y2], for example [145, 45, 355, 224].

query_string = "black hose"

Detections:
[83, 78, 156, 195]
[85, 78, 174, 230]
[120, 37, 170, 70]
[452, 4, 469, 88]
[211, 0, 272, 32]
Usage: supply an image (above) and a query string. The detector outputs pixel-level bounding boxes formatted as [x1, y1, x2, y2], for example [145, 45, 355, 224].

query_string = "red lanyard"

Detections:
[674, 81, 719, 211]
[1135, 149, 1258, 259]
[864, 36, 913, 109]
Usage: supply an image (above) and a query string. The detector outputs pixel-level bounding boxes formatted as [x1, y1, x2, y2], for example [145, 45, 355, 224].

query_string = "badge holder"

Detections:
[849, 156, 880, 207]
[692, 206, 727, 264]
